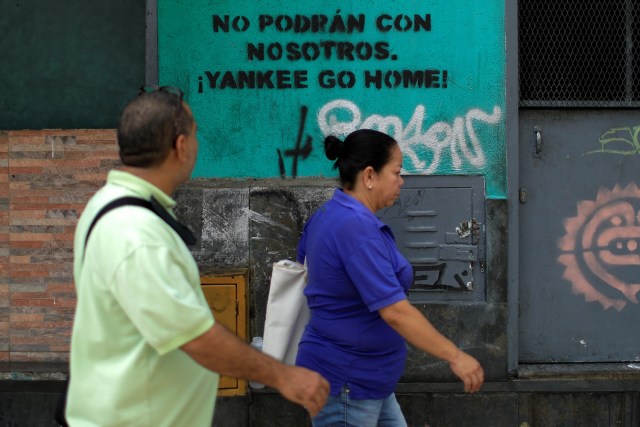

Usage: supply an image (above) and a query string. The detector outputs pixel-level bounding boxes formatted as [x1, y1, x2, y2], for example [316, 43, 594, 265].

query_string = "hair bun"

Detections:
[324, 135, 342, 161]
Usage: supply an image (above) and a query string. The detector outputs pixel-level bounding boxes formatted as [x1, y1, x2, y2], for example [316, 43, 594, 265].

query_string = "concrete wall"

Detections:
[172, 181, 509, 384]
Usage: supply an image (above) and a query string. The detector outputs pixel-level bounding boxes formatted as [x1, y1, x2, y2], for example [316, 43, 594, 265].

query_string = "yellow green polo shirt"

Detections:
[67, 170, 218, 427]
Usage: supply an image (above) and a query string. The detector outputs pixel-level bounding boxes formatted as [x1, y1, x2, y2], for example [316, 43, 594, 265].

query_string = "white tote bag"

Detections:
[262, 259, 310, 365]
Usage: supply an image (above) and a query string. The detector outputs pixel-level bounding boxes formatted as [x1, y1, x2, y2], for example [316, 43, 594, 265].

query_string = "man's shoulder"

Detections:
[78, 186, 169, 246]
[84, 184, 133, 213]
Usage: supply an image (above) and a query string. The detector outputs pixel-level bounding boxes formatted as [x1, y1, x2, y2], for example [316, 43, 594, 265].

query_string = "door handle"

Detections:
[533, 126, 542, 157]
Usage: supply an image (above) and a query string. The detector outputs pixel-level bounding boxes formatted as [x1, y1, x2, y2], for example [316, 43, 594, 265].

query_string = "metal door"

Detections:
[519, 110, 640, 362]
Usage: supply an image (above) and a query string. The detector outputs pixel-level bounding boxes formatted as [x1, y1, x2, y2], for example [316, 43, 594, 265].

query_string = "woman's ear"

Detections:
[362, 166, 375, 189]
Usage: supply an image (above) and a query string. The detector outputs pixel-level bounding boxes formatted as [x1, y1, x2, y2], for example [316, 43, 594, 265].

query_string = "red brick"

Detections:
[10, 313, 45, 322]
[11, 336, 59, 345]
[12, 190, 66, 199]
[8, 131, 49, 139]
[11, 264, 68, 274]
[11, 159, 102, 168]
[12, 321, 73, 329]
[9, 255, 31, 264]
[10, 270, 51, 278]
[11, 196, 50, 205]
[9, 143, 51, 152]
[75, 130, 117, 140]
[11, 204, 85, 211]
[12, 298, 75, 307]
[47, 284, 75, 292]
[10, 241, 44, 249]
[8, 182, 29, 192]
[10, 210, 45, 219]
[9, 233, 57, 242]
[9, 352, 68, 363]
[75, 173, 111, 181]
[8, 167, 44, 175]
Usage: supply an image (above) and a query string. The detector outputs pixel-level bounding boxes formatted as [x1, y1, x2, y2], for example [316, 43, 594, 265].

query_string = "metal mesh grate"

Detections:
[519, 0, 640, 107]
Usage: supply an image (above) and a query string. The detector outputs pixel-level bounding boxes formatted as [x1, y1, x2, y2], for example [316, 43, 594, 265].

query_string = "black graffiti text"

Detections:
[259, 14, 364, 33]
[200, 70, 308, 90]
[364, 69, 448, 89]
[197, 69, 449, 91]
[212, 14, 431, 34]
[278, 106, 313, 178]
[247, 41, 391, 62]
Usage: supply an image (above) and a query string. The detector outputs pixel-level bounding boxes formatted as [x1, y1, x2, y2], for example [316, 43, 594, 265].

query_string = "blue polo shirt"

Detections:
[296, 189, 413, 399]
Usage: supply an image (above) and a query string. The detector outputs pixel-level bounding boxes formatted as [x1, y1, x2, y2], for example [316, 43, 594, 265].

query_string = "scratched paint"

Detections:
[557, 183, 640, 311]
[201, 188, 250, 264]
[158, 0, 506, 198]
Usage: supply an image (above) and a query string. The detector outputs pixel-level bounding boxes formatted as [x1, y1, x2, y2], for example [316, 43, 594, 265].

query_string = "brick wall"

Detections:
[0, 130, 120, 363]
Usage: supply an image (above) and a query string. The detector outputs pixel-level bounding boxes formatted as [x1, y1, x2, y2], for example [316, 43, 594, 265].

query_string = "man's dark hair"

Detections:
[324, 129, 398, 190]
[117, 91, 194, 167]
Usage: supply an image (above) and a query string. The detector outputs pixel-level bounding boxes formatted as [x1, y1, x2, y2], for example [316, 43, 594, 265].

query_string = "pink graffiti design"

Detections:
[558, 183, 640, 311]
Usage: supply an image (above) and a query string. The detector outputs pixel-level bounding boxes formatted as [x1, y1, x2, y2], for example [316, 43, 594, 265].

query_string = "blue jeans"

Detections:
[312, 385, 407, 427]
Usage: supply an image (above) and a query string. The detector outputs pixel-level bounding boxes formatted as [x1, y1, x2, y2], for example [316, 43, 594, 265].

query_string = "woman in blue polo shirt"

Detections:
[296, 129, 484, 427]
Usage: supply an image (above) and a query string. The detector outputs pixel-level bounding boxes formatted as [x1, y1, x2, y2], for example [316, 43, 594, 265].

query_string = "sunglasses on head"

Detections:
[138, 85, 185, 145]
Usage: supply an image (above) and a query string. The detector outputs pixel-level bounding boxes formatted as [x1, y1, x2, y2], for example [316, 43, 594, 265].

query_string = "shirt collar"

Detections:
[106, 170, 177, 210]
[332, 188, 386, 229]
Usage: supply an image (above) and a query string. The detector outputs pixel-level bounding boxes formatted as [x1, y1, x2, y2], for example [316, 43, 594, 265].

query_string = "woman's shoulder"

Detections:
[333, 209, 383, 243]
[306, 197, 382, 238]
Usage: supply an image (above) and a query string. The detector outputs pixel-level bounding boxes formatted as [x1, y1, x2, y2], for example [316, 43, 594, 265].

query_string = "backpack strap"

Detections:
[84, 196, 197, 254]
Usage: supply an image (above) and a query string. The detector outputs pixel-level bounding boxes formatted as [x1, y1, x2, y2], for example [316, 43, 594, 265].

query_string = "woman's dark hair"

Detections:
[324, 129, 398, 189]
[117, 90, 194, 167]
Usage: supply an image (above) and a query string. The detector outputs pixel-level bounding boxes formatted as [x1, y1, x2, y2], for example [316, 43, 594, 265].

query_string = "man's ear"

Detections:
[173, 134, 189, 162]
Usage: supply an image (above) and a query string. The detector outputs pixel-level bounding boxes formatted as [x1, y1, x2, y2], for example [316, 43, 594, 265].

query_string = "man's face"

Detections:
[183, 103, 199, 178]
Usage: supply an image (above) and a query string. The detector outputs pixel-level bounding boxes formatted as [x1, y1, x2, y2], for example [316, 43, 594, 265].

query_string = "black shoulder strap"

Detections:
[84, 196, 197, 254]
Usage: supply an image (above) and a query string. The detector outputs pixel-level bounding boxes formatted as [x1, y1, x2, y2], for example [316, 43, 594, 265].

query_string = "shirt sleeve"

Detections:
[343, 238, 408, 312]
[109, 244, 215, 355]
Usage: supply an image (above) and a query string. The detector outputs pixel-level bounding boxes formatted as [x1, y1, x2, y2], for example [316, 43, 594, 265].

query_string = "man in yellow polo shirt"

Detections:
[66, 87, 329, 426]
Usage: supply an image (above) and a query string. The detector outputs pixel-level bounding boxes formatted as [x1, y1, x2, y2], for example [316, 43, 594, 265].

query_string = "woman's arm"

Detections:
[379, 299, 484, 393]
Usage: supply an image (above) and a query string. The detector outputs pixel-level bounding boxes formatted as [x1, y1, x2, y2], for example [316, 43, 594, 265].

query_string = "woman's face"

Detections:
[372, 145, 404, 210]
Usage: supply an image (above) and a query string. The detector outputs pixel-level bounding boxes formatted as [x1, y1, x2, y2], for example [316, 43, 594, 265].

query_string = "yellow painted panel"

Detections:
[201, 284, 237, 333]
[201, 271, 248, 396]
[202, 284, 237, 389]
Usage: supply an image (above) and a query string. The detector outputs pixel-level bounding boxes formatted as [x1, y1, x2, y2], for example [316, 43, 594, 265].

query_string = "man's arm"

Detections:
[379, 299, 484, 393]
[180, 323, 329, 416]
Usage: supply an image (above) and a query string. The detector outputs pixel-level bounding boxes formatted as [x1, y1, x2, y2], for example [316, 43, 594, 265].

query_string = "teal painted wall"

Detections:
[159, 0, 506, 198]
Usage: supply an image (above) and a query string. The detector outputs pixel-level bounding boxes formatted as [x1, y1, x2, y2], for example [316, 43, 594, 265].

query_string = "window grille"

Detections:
[519, 0, 640, 107]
